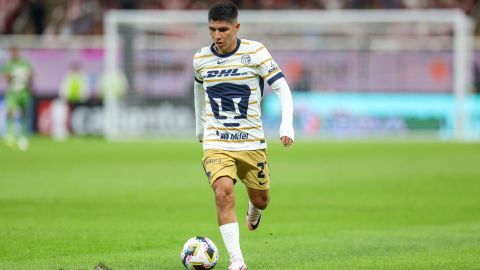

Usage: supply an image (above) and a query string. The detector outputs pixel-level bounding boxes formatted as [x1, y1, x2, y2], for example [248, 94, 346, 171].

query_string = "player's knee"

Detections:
[214, 189, 233, 202]
[252, 195, 269, 210]
[213, 186, 234, 208]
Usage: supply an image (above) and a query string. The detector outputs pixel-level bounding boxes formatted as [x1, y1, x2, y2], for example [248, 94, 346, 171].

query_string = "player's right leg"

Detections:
[4, 92, 18, 148]
[212, 177, 248, 270]
[212, 176, 237, 225]
[203, 150, 247, 269]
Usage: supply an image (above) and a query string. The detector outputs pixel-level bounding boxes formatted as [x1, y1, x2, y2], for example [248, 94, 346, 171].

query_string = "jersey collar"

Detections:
[210, 38, 241, 58]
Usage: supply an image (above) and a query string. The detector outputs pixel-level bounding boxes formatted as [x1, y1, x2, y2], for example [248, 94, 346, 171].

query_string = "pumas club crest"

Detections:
[241, 55, 251, 65]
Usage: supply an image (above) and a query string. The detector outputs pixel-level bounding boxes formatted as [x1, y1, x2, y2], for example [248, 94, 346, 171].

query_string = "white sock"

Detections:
[219, 222, 244, 262]
[247, 200, 262, 222]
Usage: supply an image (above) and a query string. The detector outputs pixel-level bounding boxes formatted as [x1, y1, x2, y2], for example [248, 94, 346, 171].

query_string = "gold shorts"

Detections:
[202, 149, 270, 190]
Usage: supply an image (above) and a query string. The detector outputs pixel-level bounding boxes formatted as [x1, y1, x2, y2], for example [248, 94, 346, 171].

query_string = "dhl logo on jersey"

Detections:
[205, 68, 248, 78]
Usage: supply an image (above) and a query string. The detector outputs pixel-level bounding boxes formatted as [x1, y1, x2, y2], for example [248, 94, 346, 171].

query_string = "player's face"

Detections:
[209, 20, 240, 54]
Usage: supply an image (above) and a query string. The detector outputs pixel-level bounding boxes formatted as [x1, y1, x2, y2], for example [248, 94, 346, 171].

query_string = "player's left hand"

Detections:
[280, 136, 293, 148]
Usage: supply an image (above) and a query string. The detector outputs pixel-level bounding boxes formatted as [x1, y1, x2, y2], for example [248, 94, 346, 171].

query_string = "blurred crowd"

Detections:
[1, 0, 480, 35]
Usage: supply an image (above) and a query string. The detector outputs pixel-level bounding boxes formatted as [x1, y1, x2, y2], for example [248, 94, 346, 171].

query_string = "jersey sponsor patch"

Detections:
[268, 62, 278, 74]
[216, 130, 249, 140]
[205, 68, 248, 78]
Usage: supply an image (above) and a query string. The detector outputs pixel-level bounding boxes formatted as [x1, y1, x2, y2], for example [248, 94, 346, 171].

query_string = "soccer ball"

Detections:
[180, 236, 219, 269]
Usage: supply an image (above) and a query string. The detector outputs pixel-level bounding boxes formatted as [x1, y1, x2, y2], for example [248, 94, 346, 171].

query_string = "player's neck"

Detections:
[214, 39, 238, 55]
[215, 47, 233, 55]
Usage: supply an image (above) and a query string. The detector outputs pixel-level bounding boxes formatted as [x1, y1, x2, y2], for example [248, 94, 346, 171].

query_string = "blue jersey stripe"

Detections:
[195, 76, 203, 84]
[259, 77, 265, 97]
[267, 72, 284, 86]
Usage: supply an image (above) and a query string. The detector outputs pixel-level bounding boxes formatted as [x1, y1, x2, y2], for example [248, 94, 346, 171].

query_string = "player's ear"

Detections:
[235, 23, 240, 32]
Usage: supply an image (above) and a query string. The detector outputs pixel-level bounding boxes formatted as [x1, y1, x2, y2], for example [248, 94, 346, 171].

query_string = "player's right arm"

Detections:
[193, 57, 206, 143]
[194, 80, 206, 143]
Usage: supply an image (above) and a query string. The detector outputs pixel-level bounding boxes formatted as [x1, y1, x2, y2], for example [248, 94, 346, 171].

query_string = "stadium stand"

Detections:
[1, 0, 480, 35]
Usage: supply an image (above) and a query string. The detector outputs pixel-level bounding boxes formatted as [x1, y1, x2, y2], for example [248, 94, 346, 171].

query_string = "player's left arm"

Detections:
[255, 43, 294, 147]
[271, 77, 294, 147]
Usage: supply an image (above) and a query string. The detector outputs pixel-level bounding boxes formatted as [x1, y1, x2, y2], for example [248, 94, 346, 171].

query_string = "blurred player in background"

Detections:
[3, 47, 33, 151]
[52, 61, 90, 140]
[193, 2, 294, 269]
[59, 61, 90, 103]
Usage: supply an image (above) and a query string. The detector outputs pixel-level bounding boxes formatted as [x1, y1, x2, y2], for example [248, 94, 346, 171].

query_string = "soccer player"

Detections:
[2, 47, 33, 151]
[193, 2, 294, 269]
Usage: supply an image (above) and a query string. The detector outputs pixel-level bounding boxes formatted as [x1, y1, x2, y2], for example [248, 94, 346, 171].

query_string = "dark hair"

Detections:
[208, 1, 238, 23]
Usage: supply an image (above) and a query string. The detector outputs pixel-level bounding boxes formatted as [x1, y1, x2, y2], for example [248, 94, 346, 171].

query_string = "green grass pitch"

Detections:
[1, 138, 480, 269]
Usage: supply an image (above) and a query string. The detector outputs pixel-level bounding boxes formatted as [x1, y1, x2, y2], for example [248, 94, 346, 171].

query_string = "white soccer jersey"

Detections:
[193, 38, 285, 151]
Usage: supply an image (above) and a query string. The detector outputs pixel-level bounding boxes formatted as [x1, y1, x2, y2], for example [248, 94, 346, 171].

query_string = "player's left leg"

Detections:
[18, 90, 31, 137]
[246, 188, 269, 231]
[16, 90, 31, 151]
[235, 149, 270, 231]
[247, 187, 269, 210]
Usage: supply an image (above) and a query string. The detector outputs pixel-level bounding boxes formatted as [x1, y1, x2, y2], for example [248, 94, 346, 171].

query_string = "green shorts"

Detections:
[6, 90, 31, 111]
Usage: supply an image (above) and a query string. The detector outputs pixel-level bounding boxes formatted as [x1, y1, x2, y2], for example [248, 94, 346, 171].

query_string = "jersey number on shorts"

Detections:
[257, 162, 266, 178]
[206, 83, 251, 127]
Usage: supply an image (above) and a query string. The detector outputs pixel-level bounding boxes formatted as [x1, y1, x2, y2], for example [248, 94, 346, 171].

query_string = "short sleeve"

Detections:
[194, 68, 203, 84]
[193, 53, 203, 83]
[255, 45, 284, 86]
